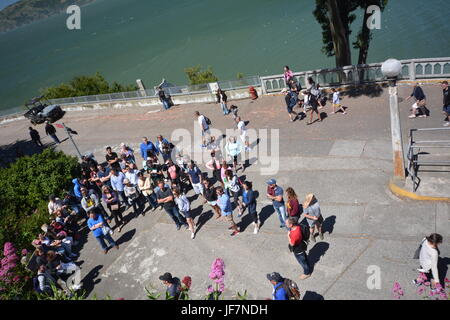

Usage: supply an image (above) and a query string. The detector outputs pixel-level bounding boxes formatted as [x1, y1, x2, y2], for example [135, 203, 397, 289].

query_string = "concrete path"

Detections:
[0, 84, 449, 300]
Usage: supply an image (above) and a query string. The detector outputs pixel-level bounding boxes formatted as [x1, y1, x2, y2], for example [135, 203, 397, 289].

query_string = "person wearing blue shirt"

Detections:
[140, 137, 158, 159]
[87, 211, 119, 254]
[267, 272, 288, 300]
[406, 83, 428, 118]
[72, 178, 83, 200]
[110, 169, 128, 208]
[266, 179, 287, 230]
[187, 162, 204, 195]
[216, 186, 240, 236]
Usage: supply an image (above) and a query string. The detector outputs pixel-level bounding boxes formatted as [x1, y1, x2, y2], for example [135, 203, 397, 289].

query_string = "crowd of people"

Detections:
[25, 68, 448, 299]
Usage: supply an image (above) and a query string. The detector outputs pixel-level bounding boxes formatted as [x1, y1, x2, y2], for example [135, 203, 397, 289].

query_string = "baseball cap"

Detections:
[266, 179, 277, 185]
[159, 272, 173, 282]
[266, 272, 283, 282]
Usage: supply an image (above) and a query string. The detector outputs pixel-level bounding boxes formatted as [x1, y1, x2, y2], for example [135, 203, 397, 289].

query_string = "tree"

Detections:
[184, 66, 218, 85]
[41, 72, 138, 99]
[313, 0, 389, 67]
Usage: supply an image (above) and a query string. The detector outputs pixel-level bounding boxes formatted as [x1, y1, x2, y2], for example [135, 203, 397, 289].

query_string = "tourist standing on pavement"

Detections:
[158, 87, 171, 110]
[441, 81, 450, 126]
[195, 111, 211, 148]
[242, 181, 259, 234]
[224, 169, 243, 216]
[123, 179, 140, 216]
[216, 88, 229, 115]
[235, 116, 247, 143]
[286, 188, 302, 220]
[29, 127, 43, 147]
[87, 211, 119, 254]
[331, 88, 347, 115]
[45, 121, 60, 144]
[216, 186, 240, 236]
[266, 179, 287, 229]
[225, 136, 243, 171]
[137, 172, 157, 210]
[413, 233, 443, 293]
[105, 147, 121, 171]
[140, 137, 158, 160]
[284, 66, 294, 87]
[305, 90, 323, 125]
[173, 188, 195, 239]
[267, 272, 289, 300]
[303, 193, 324, 243]
[156, 180, 188, 230]
[110, 168, 128, 208]
[206, 151, 223, 187]
[187, 161, 204, 196]
[286, 217, 312, 280]
[101, 186, 124, 232]
[283, 89, 299, 122]
[202, 179, 222, 219]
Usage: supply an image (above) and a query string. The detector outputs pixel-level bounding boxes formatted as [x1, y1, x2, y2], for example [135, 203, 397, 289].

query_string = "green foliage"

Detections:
[184, 66, 218, 85]
[235, 290, 248, 300]
[41, 72, 138, 99]
[145, 286, 161, 300]
[236, 72, 245, 80]
[37, 284, 86, 300]
[0, 148, 81, 250]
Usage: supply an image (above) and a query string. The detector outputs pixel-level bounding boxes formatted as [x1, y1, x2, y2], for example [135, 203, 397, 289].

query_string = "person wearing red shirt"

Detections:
[286, 187, 302, 219]
[286, 217, 311, 280]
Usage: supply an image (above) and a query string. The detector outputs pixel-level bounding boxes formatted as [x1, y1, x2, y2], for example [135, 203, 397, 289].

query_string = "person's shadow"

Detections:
[322, 215, 336, 235]
[81, 265, 103, 297]
[308, 242, 330, 273]
[258, 205, 274, 229]
[116, 228, 136, 246]
[195, 209, 214, 235]
[303, 291, 325, 300]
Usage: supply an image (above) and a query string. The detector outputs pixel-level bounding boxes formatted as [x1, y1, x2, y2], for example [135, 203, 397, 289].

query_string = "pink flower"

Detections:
[12, 276, 20, 283]
[444, 278, 449, 283]
[218, 283, 225, 292]
[416, 286, 425, 295]
[21, 249, 28, 256]
[182, 276, 192, 290]
[207, 285, 214, 293]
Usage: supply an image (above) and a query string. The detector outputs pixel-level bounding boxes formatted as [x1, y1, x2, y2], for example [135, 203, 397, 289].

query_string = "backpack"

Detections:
[204, 116, 212, 126]
[299, 223, 310, 242]
[276, 278, 301, 300]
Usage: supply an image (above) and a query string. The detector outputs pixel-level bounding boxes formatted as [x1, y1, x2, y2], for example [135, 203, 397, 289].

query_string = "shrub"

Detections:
[0, 148, 81, 250]
[184, 66, 218, 85]
[41, 72, 138, 99]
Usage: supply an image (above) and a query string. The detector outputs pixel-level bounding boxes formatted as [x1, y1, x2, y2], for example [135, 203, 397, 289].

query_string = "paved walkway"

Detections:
[0, 84, 449, 300]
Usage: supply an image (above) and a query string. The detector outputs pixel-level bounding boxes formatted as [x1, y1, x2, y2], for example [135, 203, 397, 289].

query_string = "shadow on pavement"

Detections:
[344, 83, 385, 98]
[0, 139, 48, 168]
[322, 215, 336, 235]
[303, 291, 325, 300]
[116, 228, 136, 246]
[81, 264, 103, 297]
[259, 205, 275, 229]
[195, 210, 214, 235]
[308, 242, 330, 272]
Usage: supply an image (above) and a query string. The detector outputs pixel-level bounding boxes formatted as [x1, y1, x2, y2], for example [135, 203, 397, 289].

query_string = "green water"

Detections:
[0, 0, 449, 115]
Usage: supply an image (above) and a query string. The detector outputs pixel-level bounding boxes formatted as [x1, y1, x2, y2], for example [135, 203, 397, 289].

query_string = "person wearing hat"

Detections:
[266, 179, 287, 229]
[44, 121, 60, 145]
[303, 193, 324, 242]
[441, 81, 450, 126]
[159, 272, 181, 299]
[267, 272, 288, 300]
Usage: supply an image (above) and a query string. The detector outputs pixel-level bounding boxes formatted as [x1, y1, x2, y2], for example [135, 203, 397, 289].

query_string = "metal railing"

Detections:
[36, 57, 450, 107]
[260, 57, 450, 93]
[406, 127, 450, 191]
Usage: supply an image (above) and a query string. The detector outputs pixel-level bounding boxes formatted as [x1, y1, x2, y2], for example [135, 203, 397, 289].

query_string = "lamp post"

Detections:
[381, 59, 406, 179]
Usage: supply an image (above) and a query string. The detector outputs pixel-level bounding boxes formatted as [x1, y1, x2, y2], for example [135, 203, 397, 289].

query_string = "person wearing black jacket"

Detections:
[442, 81, 450, 126]
[29, 127, 43, 147]
[406, 83, 429, 118]
[202, 179, 221, 219]
[158, 87, 170, 110]
[216, 89, 229, 115]
[45, 121, 60, 144]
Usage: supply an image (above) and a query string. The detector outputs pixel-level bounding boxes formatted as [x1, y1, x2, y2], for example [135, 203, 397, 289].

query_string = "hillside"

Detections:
[0, 0, 96, 33]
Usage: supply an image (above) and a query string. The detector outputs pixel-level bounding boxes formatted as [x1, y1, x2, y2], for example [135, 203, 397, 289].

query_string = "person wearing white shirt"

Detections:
[331, 88, 346, 114]
[48, 195, 63, 215]
[124, 165, 139, 186]
[195, 111, 211, 147]
[173, 188, 195, 239]
[236, 117, 247, 143]
[414, 233, 443, 292]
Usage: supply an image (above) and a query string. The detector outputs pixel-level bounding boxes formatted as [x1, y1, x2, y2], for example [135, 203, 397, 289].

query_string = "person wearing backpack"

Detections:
[195, 111, 211, 148]
[266, 272, 288, 300]
[286, 217, 312, 280]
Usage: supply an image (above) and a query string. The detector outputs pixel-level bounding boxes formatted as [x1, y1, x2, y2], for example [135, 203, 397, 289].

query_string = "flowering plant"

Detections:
[206, 258, 225, 300]
[393, 275, 449, 300]
[0, 242, 33, 300]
